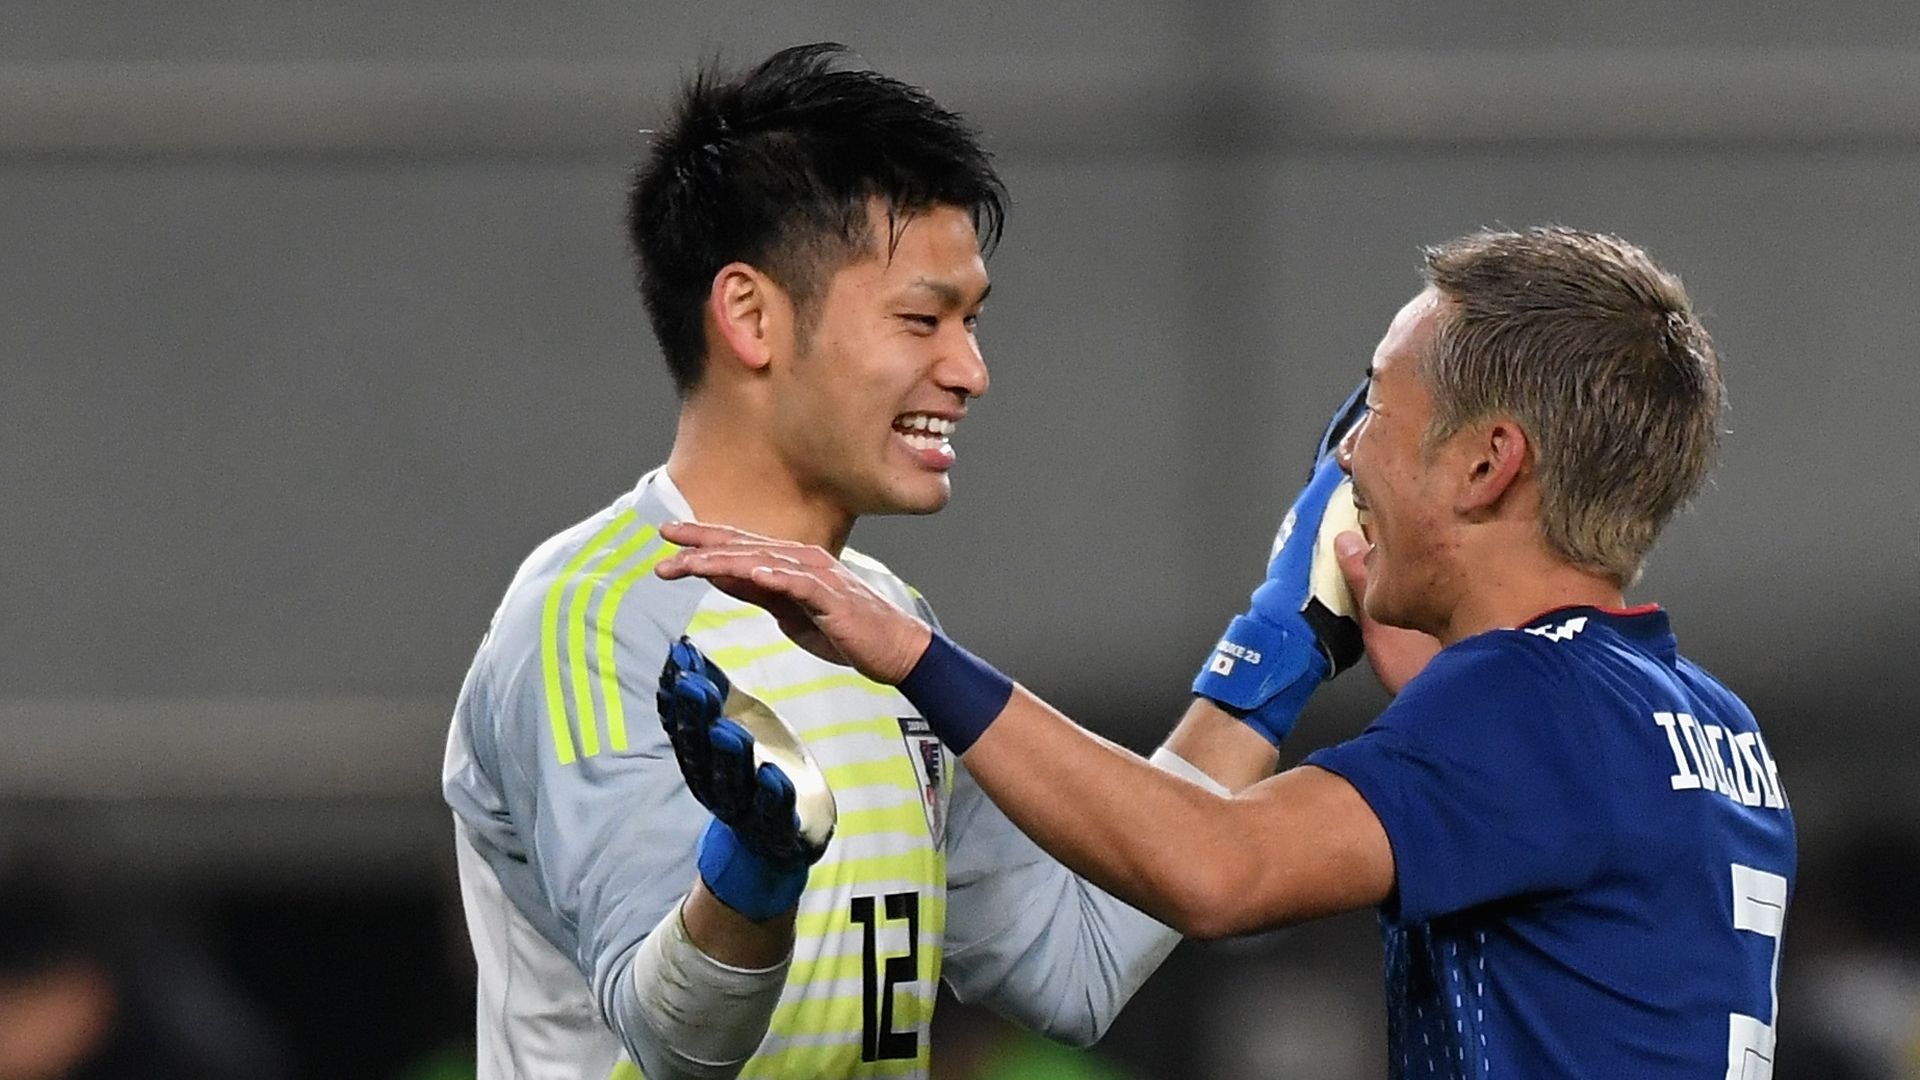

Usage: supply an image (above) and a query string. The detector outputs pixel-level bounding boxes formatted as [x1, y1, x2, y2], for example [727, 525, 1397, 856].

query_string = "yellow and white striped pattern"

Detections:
[685, 585, 950, 1079]
[524, 497, 950, 1077]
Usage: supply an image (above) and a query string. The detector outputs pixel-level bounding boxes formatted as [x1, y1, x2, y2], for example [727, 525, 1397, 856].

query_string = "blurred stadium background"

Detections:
[4, 2, 1918, 1077]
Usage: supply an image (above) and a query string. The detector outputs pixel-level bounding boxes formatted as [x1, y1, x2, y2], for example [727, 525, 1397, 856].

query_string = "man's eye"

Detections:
[900, 314, 938, 331]
[963, 314, 980, 331]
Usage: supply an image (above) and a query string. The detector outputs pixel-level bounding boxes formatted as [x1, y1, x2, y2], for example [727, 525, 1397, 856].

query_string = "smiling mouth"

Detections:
[893, 412, 956, 452]
[1351, 494, 1376, 545]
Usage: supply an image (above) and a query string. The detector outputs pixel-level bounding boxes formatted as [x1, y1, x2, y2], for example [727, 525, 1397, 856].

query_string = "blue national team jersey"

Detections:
[1306, 606, 1795, 1080]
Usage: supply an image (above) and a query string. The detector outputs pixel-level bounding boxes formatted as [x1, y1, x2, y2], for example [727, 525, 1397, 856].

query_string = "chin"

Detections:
[866, 479, 953, 518]
[1368, 588, 1448, 640]
[1363, 582, 1417, 633]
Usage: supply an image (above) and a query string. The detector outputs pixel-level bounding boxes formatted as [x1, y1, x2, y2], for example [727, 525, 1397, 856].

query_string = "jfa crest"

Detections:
[897, 717, 947, 847]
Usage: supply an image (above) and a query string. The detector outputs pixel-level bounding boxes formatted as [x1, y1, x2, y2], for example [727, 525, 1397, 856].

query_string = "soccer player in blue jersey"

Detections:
[660, 226, 1798, 1078]
[443, 43, 1264, 1080]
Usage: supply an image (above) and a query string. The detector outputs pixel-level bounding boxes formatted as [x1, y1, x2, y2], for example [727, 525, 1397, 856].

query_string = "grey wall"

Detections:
[5, 1, 1918, 877]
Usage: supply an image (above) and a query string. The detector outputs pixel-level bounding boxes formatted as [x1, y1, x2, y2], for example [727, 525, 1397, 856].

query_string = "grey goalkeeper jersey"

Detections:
[443, 468, 1180, 1079]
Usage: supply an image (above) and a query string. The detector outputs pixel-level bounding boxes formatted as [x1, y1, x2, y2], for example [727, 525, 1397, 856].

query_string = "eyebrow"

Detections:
[904, 278, 991, 309]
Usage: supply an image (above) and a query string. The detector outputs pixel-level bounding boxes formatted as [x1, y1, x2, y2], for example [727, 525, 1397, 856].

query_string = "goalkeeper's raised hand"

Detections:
[657, 638, 827, 920]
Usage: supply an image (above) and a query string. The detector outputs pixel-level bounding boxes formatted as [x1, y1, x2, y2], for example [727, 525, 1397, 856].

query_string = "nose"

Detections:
[1335, 419, 1362, 474]
[938, 329, 989, 400]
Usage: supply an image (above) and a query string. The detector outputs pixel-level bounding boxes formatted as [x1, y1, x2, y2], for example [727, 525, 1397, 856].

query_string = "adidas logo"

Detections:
[1523, 616, 1589, 643]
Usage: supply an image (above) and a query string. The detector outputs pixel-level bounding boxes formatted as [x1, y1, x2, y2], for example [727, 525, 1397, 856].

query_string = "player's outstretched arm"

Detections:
[654, 524, 1394, 937]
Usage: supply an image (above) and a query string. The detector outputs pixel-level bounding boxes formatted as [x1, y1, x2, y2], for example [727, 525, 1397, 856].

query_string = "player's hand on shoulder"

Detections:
[656, 523, 932, 685]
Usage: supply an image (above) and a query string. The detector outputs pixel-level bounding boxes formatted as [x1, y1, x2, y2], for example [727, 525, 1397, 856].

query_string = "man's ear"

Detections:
[707, 262, 792, 374]
[1457, 417, 1531, 516]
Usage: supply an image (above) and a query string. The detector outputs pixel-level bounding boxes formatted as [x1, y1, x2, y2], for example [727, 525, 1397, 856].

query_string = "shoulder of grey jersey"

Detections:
[940, 750, 1181, 1044]
[443, 477, 710, 969]
[841, 546, 942, 631]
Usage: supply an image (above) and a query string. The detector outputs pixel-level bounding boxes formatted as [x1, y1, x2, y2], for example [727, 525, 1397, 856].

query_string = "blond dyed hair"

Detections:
[1420, 227, 1725, 585]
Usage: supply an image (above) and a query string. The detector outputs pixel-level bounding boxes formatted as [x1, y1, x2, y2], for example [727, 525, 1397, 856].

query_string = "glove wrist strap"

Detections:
[1191, 613, 1329, 746]
[697, 819, 808, 922]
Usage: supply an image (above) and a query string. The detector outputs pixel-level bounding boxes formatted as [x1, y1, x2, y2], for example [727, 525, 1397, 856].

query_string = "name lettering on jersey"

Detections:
[1523, 615, 1589, 643]
[1208, 640, 1263, 676]
[897, 717, 947, 847]
[1652, 711, 1787, 809]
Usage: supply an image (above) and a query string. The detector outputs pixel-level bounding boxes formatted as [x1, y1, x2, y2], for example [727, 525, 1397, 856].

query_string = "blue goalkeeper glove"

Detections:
[1192, 379, 1369, 745]
[658, 637, 828, 920]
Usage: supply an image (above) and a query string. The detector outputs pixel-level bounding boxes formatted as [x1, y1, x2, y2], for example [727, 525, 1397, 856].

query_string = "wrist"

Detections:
[896, 631, 1015, 754]
[1192, 611, 1330, 746]
[695, 819, 809, 922]
[885, 620, 935, 685]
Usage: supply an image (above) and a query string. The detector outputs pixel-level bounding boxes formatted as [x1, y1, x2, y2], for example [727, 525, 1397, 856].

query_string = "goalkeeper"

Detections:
[442, 43, 1278, 1080]
[660, 228, 1799, 1078]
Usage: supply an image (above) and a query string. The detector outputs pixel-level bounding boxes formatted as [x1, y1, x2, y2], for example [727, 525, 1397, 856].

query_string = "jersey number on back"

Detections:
[851, 891, 920, 1062]
[1726, 863, 1788, 1080]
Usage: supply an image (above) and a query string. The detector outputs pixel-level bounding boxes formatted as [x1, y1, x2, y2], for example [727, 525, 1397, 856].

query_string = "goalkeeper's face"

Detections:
[1340, 289, 1466, 637]
[768, 200, 992, 520]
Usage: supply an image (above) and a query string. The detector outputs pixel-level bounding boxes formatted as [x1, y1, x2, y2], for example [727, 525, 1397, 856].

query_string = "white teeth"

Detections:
[901, 432, 944, 450]
[897, 413, 955, 436]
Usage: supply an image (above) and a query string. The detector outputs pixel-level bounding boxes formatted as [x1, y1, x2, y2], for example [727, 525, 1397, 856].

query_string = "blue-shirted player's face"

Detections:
[1339, 287, 1468, 638]
[769, 199, 991, 520]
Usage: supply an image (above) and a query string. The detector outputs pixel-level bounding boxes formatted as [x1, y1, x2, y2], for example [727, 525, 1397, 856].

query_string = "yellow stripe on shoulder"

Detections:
[595, 538, 678, 752]
[539, 512, 636, 766]
[536, 517, 684, 765]
[566, 526, 662, 758]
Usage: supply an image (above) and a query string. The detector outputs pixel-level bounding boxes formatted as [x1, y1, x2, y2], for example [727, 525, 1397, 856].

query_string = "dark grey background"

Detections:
[3, 4, 1916, 1076]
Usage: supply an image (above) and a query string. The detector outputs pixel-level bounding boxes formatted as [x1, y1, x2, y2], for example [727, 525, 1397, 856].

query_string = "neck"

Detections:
[1433, 542, 1625, 645]
[665, 399, 855, 555]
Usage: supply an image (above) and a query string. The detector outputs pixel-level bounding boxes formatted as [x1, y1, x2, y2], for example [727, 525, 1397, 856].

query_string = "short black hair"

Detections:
[629, 43, 1007, 394]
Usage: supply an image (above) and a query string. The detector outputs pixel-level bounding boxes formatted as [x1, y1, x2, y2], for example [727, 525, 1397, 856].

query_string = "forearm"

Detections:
[682, 879, 795, 968]
[1160, 698, 1281, 793]
[958, 687, 1261, 939]
[608, 894, 790, 1080]
[651, 527, 1392, 936]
